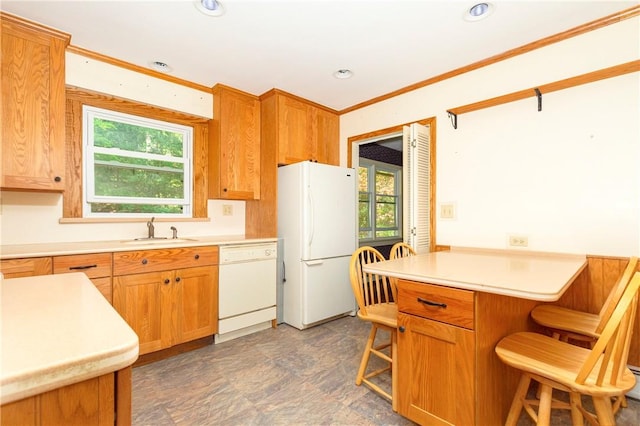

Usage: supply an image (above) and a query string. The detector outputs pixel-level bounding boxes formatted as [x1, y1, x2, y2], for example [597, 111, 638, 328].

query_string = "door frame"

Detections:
[347, 117, 437, 252]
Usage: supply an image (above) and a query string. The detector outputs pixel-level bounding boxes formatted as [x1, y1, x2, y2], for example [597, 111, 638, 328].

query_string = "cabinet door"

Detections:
[210, 85, 261, 200]
[1, 16, 68, 191]
[277, 95, 313, 165]
[174, 265, 218, 344]
[313, 108, 339, 165]
[398, 312, 475, 426]
[114, 271, 173, 355]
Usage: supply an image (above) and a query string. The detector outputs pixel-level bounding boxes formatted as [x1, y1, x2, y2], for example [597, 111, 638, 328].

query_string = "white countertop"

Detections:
[363, 247, 587, 301]
[1, 273, 139, 404]
[0, 235, 277, 259]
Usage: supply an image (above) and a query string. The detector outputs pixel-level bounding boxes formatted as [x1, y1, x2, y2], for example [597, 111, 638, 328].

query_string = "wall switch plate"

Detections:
[509, 235, 529, 247]
[440, 203, 455, 219]
[222, 204, 233, 216]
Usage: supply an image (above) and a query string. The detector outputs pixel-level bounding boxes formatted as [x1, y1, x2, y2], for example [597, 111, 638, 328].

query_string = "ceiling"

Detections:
[2, 1, 637, 111]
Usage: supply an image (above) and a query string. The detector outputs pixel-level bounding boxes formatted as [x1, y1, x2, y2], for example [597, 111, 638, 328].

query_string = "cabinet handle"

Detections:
[54, 176, 62, 182]
[194, 254, 200, 260]
[417, 297, 447, 309]
[399, 326, 405, 333]
[164, 278, 170, 284]
[175, 277, 181, 282]
[223, 188, 228, 192]
[69, 264, 97, 270]
[142, 259, 148, 265]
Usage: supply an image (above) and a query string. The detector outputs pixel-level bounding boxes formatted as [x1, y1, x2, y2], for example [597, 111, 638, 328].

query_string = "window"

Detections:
[358, 159, 402, 241]
[83, 106, 193, 218]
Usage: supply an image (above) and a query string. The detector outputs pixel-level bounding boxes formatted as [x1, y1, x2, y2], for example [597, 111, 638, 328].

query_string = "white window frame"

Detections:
[359, 158, 403, 243]
[82, 105, 193, 218]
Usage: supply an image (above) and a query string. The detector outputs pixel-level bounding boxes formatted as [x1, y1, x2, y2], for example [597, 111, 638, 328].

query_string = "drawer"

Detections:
[113, 246, 219, 276]
[53, 253, 112, 279]
[397, 279, 475, 330]
[0, 257, 52, 278]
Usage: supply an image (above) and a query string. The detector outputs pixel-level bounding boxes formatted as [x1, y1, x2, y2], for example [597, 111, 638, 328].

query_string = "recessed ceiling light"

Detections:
[194, 0, 225, 17]
[464, 2, 495, 22]
[333, 69, 353, 79]
[150, 61, 172, 73]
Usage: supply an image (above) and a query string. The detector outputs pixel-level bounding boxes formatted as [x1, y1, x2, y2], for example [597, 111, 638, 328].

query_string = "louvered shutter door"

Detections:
[402, 123, 431, 253]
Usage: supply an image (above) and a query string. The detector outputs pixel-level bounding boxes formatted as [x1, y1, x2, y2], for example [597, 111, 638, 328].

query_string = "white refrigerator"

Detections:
[278, 161, 357, 329]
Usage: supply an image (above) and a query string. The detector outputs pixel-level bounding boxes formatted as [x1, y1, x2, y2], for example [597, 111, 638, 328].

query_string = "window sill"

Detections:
[59, 217, 211, 224]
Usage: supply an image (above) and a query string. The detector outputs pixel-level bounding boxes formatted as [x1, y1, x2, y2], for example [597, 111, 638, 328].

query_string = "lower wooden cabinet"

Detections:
[0, 367, 131, 426]
[113, 247, 219, 356]
[53, 253, 113, 303]
[397, 312, 475, 425]
[0, 257, 52, 278]
[113, 265, 217, 355]
[396, 278, 541, 425]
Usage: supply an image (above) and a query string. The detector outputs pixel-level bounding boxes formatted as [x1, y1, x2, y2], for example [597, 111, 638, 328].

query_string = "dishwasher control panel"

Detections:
[219, 242, 277, 264]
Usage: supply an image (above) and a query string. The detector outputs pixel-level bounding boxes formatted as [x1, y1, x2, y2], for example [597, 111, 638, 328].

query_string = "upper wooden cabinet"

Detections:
[260, 89, 339, 166]
[1, 13, 70, 191]
[209, 84, 261, 200]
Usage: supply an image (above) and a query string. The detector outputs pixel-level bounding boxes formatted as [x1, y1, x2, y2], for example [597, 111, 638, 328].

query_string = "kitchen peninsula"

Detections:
[1, 273, 139, 425]
[363, 247, 587, 425]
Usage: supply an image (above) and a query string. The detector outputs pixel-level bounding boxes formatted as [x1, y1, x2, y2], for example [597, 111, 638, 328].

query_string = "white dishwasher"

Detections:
[216, 242, 277, 343]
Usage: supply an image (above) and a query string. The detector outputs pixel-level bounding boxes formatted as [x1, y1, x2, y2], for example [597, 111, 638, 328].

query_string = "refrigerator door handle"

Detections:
[304, 259, 324, 266]
[307, 189, 315, 248]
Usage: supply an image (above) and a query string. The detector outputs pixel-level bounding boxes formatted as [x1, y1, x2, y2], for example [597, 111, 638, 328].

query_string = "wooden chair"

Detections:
[495, 271, 640, 426]
[349, 246, 398, 411]
[389, 242, 417, 260]
[531, 257, 638, 346]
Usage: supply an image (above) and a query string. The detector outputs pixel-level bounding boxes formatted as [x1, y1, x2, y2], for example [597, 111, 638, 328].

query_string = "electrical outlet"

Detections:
[509, 235, 529, 247]
[440, 203, 455, 219]
[222, 204, 233, 216]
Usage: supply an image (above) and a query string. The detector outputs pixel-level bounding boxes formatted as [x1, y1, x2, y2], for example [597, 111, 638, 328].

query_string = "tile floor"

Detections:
[132, 315, 640, 425]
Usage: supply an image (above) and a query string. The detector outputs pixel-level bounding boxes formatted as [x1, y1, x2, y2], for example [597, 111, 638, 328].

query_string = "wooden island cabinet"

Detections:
[363, 248, 589, 425]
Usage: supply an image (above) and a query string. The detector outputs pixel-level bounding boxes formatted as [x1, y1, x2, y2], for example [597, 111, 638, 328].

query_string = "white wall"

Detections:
[0, 53, 247, 245]
[340, 17, 640, 257]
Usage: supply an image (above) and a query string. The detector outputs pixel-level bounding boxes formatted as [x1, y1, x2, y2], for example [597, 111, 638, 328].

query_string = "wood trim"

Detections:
[64, 87, 210, 219]
[0, 11, 71, 42]
[348, 117, 437, 253]
[67, 45, 212, 93]
[447, 60, 640, 118]
[339, 5, 640, 114]
[259, 88, 340, 115]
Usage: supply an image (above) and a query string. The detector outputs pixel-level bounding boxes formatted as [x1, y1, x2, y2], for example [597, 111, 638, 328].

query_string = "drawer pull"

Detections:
[142, 259, 148, 265]
[417, 297, 447, 309]
[69, 264, 97, 271]
[164, 278, 170, 285]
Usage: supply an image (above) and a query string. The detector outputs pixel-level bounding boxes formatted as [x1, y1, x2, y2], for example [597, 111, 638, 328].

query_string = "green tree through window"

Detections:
[359, 160, 401, 241]
[84, 106, 192, 217]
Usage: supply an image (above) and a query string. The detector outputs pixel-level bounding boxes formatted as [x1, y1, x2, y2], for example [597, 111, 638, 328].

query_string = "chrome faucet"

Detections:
[170, 226, 178, 239]
[147, 217, 155, 239]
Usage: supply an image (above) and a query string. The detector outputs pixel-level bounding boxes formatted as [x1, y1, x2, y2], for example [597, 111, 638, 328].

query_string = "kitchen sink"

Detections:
[122, 238, 197, 245]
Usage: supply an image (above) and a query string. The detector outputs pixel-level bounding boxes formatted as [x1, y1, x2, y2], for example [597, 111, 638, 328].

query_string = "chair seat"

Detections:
[531, 304, 600, 338]
[496, 332, 636, 397]
[358, 303, 398, 329]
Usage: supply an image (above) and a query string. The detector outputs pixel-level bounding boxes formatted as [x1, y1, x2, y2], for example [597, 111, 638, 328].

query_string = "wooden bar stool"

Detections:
[349, 246, 398, 411]
[495, 271, 640, 426]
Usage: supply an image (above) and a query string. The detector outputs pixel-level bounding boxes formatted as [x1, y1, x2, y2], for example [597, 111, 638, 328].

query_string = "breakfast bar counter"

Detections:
[363, 247, 587, 425]
[1, 272, 139, 424]
[363, 246, 588, 301]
